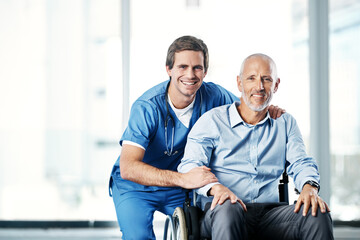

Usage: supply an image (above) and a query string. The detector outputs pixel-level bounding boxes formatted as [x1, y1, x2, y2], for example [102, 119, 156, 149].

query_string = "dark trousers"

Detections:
[200, 200, 334, 240]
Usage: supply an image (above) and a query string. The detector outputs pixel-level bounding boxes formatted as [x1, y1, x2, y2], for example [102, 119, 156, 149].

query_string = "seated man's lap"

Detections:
[201, 200, 333, 240]
[258, 204, 333, 240]
[201, 201, 247, 239]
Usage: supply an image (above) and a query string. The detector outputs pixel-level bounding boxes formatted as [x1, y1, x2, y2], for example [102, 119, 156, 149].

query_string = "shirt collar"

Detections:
[229, 102, 273, 128]
[229, 102, 242, 128]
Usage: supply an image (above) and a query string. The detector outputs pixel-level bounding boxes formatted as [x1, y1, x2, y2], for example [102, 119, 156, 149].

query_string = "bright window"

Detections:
[329, 0, 360, 221]
[0, 0, 121, 220]
[1, 0, 358, 223]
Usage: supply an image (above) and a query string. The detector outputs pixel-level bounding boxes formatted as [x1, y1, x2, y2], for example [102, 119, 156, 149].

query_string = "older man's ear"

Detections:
[236, 75, 243, 93]
[273, 78, 281, 93]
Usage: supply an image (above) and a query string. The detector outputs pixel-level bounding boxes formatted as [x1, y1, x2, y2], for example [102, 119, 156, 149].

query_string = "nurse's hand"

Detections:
[181, 166, 218, 189]
[268, 105, 286, 119]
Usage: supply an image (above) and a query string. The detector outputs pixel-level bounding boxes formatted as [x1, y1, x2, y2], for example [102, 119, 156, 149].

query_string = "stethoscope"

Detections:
[164, 82, 203, 156]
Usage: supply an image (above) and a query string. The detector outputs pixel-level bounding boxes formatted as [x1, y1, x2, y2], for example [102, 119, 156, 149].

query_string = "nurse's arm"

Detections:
[120, 144, 218, 188]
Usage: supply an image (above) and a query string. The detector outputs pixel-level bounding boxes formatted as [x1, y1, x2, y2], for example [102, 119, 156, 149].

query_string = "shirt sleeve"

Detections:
[120, 100, 159, 150]
[122, 140, 145, 150]
[178, 111, 219, 197]
[285, 114, 320, 191]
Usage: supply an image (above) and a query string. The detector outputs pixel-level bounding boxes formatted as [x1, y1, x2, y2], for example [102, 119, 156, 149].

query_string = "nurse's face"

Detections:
[166, 50, 207, 107]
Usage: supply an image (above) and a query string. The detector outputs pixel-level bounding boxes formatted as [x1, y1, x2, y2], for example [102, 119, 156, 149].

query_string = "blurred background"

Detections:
[0, 0, 359, 239]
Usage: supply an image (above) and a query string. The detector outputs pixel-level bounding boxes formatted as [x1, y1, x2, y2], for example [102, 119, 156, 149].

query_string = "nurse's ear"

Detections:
[166, 66, 172, 77]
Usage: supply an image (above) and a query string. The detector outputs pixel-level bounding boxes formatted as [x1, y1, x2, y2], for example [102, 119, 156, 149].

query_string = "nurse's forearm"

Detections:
[122, 160, 217, 189]
[119, 144, 185, 187]
[120, 144, 217, 188]
[122, 160, 186, 187]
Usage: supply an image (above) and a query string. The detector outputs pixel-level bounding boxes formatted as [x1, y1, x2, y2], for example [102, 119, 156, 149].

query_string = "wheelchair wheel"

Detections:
[163, 214, 176, 240]
[173, 207, 188, 240]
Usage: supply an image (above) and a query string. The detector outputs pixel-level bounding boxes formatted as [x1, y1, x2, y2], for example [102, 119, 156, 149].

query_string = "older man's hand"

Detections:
[294, 184, 331, 216]
[209, 184, 247, 211]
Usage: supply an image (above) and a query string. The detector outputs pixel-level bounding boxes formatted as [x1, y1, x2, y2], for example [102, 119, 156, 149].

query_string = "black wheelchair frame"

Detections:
[163, 170, 290, 240]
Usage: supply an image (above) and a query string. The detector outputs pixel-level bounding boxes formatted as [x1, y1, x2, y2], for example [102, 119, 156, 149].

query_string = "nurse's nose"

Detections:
[185, 68, 196, 79]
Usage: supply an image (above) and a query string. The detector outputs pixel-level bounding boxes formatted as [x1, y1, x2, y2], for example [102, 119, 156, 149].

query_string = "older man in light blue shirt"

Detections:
[178, 53, 333, 240]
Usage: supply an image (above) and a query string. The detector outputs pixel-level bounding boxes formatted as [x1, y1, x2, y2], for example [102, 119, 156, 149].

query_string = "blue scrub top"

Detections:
[110, 80, 238, 194]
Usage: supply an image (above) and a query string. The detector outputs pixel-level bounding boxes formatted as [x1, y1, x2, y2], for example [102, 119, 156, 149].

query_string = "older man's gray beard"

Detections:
[241, 89, 273, 112]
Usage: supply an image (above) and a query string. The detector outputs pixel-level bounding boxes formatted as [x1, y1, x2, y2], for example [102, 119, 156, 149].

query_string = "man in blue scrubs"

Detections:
[109, 36, 284, 239]
[178, 53, 333, 239]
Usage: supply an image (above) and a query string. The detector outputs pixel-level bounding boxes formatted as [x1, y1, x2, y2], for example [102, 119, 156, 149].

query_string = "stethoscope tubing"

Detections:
[164, 81, 202, 156]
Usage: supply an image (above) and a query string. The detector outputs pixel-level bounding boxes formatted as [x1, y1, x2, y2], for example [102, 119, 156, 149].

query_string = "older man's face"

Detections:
[238, 57, 279, 112]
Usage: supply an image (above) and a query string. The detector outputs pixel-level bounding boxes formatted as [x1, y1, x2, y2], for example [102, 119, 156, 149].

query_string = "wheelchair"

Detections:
[163, 171, 290, 240]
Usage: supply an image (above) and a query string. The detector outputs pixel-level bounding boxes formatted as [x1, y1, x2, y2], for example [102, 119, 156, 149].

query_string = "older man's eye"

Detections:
[194, 66, 203, 71]
[261, 76, 272, 82]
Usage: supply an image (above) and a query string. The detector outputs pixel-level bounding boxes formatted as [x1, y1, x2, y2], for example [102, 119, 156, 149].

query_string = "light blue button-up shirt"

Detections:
[110, 80, 238, 195]
[178, 102, 320, 210]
